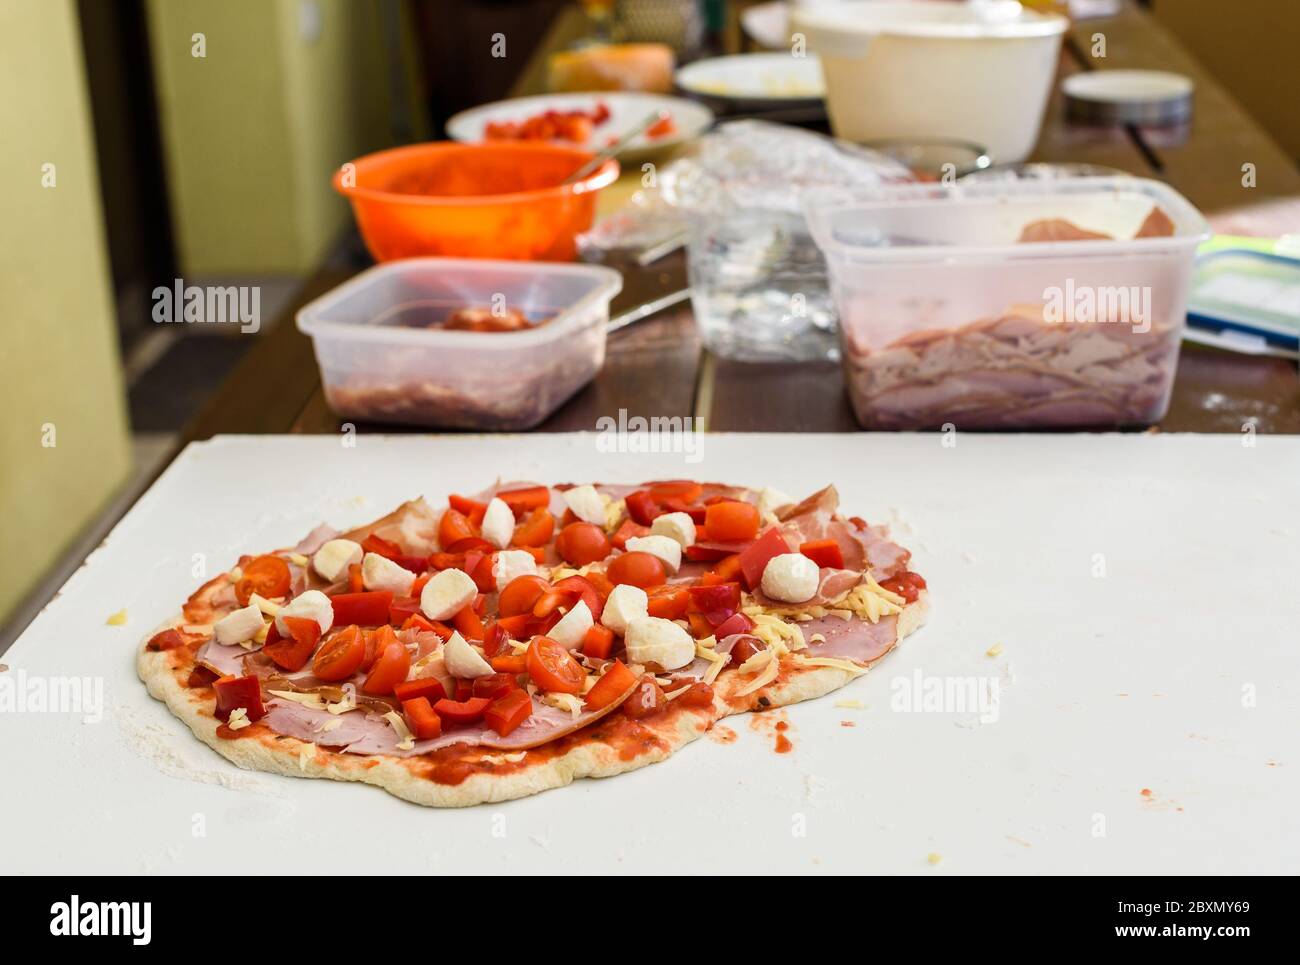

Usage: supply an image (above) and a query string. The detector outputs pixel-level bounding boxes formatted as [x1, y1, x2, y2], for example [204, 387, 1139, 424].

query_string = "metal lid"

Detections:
[1063, 69, 1194, 126]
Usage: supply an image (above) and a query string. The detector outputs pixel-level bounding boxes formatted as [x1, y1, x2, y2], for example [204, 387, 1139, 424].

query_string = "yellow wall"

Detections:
[0, 0, 132, 622]
[1152, 0, 1300, 161]
[147, 0, 405, 275]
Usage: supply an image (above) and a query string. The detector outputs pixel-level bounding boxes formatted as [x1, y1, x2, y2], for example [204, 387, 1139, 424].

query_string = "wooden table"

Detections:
[185, 0, 1300, 442]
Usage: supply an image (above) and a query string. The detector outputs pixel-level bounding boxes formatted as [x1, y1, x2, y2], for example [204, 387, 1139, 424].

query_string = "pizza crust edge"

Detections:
[136, 594, 928, 807]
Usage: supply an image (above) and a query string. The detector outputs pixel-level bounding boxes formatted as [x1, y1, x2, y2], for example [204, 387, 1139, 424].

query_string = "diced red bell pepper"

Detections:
[700, 553, 744, 586]
[394, 677, 447, 704]
[610, 519, 650, 550]
[388, 554, 428, 574]
[497, 485, 550, 517]
[214, 674, 265, 722]
[684, 543, 733, 563]
[389, 595, 421, 626]
[799, 538, 844, 570]
[263, 616, 321, 671]
[624, 490, 661, 526]
[434, 696, 491, 725]
[738, 527, 791, 590]
[411, 571, 432, 596]
[704, 501, 760, 542]
[729, 636, 763, 667]
[712, 612, 754, 640]
[361, 533, 403, 559]
[647, 480, 702, 504]
[428, 551, 464, 571]
[490, 653, 528, 674]
[584, 661, 637, 711]
[687, 582, 741, 624]
[686, 612, 714, 639]
[452, 603, 485, 641]
[647, 586, 690, 620]
[445, 536, 493, 554]
[484, 689, 533, 737]
[658, 496, 707, 523]
[454, 679, 474, 701]
[401, 697, 442, 740]
[494, 613, 534, 639]
[331, 590, 394, 627]
[581, 624, 615, 659]
[472, 672, 518, 701]
[347, 563, 364, 593]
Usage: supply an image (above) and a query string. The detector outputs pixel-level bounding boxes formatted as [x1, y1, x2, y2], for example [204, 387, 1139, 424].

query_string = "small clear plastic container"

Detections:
[297, 258, 622, 430]
[803, 177, 1210, 429]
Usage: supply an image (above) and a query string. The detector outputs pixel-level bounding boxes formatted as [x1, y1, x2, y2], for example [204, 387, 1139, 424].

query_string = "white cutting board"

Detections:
[2, 433, 1297, 874]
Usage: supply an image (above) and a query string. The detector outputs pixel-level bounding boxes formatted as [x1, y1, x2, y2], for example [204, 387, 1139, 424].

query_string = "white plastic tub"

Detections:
[790, 0, 1067, 163]
[296, 258, 622, 430]
[803, 177, 1210, 429]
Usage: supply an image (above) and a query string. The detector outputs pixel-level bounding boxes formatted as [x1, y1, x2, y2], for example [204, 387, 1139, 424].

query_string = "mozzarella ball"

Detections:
[650, 511, 696, 548]
[311, 539, 363, 583]
[275, 590, 334, 636]
[760, 553, 819, 603]
[420, 568, 477, 621]
[443, 631, 493, 678]
[624, 534, 682, 573]
[563, 484, 607, 526]
[491, 549, 537, 590]
[214, 604, 264, 646]
[362, 552, 415, 595]
[549, 600, 593, 650]
[601, 584, 648, 635]
[479, 497, 514, 550]
[623, 616, 695, 671]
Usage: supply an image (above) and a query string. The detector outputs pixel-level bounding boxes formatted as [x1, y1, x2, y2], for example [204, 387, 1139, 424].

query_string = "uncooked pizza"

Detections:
[137, 481, 928, 806]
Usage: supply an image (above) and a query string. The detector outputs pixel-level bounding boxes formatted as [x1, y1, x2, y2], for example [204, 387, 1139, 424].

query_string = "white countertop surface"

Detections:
[2, 432, 1296, 874]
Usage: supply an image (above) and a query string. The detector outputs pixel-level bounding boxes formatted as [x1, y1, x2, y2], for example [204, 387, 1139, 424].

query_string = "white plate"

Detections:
[676, 52, 825, 104]
[446, 92, 713, 162]
[3, 433, 1299, 874]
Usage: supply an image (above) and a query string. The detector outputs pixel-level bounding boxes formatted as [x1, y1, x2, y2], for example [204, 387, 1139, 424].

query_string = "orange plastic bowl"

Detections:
[334, 142, 619, 262]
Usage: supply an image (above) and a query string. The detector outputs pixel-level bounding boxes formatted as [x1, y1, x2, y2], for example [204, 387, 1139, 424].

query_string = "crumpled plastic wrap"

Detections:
[578, 120, 910, 257]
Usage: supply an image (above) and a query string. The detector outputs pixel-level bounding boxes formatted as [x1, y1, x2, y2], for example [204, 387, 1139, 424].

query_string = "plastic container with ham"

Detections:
[803, 177, 1210, 430]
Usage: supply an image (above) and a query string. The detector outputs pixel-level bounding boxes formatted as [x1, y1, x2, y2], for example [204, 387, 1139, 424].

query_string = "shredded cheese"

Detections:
[794, 654, 868, 676]
[106, 609, 128, 626]
[603, 498, 627, 533]
[183, 624, 214, 637]
[314, 718, 343, 734]
[253, 621, 270, 644]
[986, 643, 1004, 657]
[298, 742, 316, 770]
[664, 685, 692, 700]
[541, 692, 584, 719]
[734, 656, 780, 697]
[382, 711, 416, 751]
[287, 553, 309, 567]
[226, 707, 251, 730]
[228, 568, 243, 584]
[834, 699, 865, 709]
[268, 689, 327, 710]
[250, 593, 281, 617]
[481, 751, 527, 765]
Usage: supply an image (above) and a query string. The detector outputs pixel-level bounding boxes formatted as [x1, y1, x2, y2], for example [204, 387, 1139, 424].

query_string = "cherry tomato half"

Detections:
[605, 551, 667, 589]
[498, 574, 550, 617]
[526, 636, 586, 695]
[555, 522, 612, 567]
[362, 640, 410, 695]
[312, 625, 365, 681]
[235, 555, 291, 606]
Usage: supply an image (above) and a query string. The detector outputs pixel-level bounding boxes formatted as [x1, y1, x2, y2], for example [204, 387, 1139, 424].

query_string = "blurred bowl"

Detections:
[791, 0, 1067, 164]
[334, 142, 619, 262]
